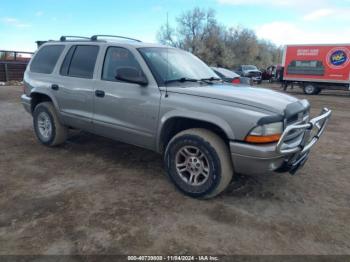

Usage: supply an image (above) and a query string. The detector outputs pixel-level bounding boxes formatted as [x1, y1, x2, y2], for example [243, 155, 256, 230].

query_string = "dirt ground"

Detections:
[0, 84, 349, 255]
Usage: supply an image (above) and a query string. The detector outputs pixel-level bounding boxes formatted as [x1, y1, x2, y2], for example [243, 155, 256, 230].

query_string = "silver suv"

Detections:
[21, 35, 331, 198]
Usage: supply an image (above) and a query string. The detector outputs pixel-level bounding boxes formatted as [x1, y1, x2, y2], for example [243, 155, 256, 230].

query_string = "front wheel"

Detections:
[164, 128, 233, 199]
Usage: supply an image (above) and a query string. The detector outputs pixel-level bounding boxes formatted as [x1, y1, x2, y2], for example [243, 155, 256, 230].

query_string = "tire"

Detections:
[33, 102, 68, 146]
[164, 128, 233, 199]
[303, 84, 319, 95]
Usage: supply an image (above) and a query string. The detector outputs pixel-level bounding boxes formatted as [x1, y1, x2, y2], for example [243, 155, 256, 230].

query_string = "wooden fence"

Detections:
[0, 50, 33, 82]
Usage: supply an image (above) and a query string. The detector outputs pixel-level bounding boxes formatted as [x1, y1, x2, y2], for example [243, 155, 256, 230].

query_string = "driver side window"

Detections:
[102, 47, 143, 82]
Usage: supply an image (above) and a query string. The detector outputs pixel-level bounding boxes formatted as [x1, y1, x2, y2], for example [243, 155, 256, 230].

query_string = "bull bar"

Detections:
[276, 108, 332, 155]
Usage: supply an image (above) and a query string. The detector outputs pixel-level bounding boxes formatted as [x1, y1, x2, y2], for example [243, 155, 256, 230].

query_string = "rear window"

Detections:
[213, 67, 239, 78]
[243, 65, 258, 71]
[60, 45, 99, 79]
[30, 45, 64, 74]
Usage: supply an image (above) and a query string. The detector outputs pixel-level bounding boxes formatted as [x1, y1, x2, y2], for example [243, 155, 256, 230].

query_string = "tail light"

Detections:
[232, 78, 240, 84]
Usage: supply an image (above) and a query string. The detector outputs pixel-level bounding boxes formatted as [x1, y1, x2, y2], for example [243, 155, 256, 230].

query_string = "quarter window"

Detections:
[60, 46, 75, 76]
[102, 47, 143, 82]
[30, 45, 64, 74]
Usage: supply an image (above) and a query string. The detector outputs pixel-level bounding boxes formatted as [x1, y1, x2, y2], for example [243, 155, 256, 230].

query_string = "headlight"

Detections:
[245, 122, 283, 144]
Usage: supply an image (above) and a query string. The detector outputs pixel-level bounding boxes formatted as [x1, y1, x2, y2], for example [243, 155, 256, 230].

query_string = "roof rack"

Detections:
[60, 36, 90, 41]
[91, 35, 142, 42]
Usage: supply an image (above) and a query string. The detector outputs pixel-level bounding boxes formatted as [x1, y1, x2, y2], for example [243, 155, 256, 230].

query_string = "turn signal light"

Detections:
[245, 134, 281, 144]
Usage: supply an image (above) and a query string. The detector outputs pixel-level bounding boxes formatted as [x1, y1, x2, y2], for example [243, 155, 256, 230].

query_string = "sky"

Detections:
[1, 0, 350, 52]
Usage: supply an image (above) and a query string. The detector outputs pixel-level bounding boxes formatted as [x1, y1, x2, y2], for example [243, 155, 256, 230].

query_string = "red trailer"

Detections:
[282, 44, 350, 94]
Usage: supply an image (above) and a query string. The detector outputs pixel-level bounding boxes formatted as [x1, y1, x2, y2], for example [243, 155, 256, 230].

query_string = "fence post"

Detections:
[4, 63, 8, 82]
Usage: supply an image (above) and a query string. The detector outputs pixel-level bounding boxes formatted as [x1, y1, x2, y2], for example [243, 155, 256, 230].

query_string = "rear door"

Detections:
[54, 44, 100, 130]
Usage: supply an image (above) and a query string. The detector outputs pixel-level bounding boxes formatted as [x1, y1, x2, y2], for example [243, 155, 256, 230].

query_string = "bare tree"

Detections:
[224, 27, 259, 67]
[157, 14, 178, 47]
[175, 8, 216, 54]
[199, 23, 235, 67]
[157, 7, 281, 69]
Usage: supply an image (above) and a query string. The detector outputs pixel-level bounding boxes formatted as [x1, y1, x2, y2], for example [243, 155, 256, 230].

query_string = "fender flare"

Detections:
[30, 87, 60, 112]
[156, 109, 235, 152]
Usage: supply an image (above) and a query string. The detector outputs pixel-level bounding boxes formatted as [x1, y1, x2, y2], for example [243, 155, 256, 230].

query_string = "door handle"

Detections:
[51, 84, 59, 90]
[95, 90, 105, 97]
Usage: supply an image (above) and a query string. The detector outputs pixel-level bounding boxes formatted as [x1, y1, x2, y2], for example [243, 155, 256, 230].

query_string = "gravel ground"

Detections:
[0, 84, 349, 255]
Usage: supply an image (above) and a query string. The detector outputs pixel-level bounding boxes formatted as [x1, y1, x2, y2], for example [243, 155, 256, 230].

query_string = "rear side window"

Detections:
[60, 45, 99, 79]
[30, 45, 64, 74]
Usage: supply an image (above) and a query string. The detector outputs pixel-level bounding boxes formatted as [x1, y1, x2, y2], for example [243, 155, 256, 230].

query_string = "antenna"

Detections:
[165, 12, 169, 98]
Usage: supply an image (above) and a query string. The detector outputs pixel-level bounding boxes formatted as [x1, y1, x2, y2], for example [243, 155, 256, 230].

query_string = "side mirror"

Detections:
[115, 67, 148, 86]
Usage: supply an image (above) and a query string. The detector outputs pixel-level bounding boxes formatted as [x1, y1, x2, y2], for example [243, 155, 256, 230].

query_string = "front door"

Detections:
[93, 46, 161, 150]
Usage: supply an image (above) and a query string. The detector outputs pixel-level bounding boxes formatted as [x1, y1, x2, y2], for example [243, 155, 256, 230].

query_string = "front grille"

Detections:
[286, 110, 309, 126]
[247, 71, 261, 77]
[284, 110, 310, 143]
[286, 114, 298, 125]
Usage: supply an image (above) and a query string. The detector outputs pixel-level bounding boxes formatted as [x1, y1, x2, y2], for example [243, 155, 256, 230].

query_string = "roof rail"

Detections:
[60, 36, 90, 41]
[91, 35, 142, 42]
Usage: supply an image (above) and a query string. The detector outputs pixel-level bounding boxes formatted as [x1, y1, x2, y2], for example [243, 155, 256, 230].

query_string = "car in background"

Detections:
[235, 65, 262, 84]
[211, 67, 252, 85]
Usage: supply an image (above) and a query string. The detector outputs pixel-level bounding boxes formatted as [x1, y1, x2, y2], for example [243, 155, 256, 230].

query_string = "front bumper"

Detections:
[251, 76, 262, 82]
[21, 94, 32, 114]
[230, 108, 332, 175]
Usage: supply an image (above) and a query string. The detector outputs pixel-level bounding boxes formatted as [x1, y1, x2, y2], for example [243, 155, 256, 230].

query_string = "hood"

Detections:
[245, 70, 262, 77]
[168, 84, 299, 114]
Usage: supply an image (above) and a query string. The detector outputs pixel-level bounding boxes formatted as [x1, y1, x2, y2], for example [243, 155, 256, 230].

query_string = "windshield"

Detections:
[243, 65, 258, 71]
[138, 47, 218, 85]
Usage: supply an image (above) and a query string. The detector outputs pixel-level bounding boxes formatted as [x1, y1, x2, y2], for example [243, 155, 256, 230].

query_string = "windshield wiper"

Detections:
[164, 77, 222, 86]
[164, 77, 199, 85]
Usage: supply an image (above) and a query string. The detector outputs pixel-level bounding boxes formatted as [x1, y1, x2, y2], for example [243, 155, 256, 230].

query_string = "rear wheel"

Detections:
[33, 102, 68, 146]
[303, 84, 319, 95]
[164, 128, 233, 199]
